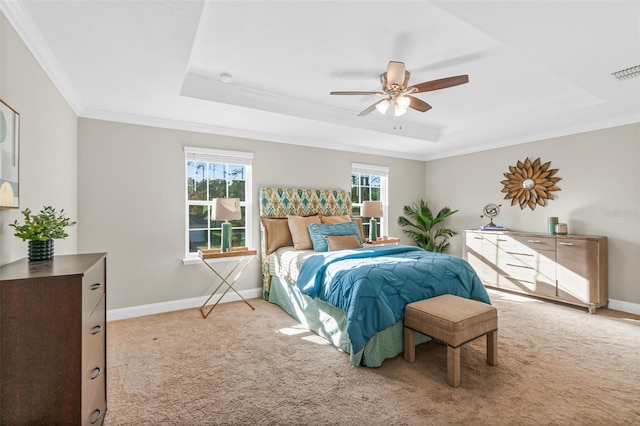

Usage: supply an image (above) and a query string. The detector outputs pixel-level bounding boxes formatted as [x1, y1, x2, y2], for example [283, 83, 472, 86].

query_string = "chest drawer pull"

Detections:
[90, 366, 103, 380]
[527, 239, 541, 243]
[90, 282, 103, 291]
[506, 263, 534, 270]
[558, 242, 574, 246]
[506, 251, 534, 257]
[90, 325, 103, 335]
[89, 408, 103, 425]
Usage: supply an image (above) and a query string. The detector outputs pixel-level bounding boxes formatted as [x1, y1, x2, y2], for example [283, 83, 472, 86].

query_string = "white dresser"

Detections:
[463, 230, 607, 313]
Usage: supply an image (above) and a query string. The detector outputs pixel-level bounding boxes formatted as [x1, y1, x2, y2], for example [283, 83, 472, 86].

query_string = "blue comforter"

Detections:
[296, 245, 491, 354]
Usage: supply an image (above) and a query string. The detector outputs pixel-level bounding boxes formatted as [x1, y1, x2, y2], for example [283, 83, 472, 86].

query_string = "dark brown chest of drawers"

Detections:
[0, 253, 107, 425]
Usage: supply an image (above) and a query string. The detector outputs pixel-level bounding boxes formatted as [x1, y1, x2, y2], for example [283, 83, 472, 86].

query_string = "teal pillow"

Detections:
[307, 222, 363, 252]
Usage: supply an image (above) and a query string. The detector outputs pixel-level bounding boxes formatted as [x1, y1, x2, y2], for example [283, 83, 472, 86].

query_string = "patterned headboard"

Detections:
[258, 187, 352, 298]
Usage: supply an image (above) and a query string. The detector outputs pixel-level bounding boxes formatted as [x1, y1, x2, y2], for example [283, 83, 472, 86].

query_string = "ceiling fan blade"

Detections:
[409, 75, 469, 93]
[386, 61, 406, 88]
[407, 95, 432, 112]
[330, 91, 384, 95]
[358, 99, 386, 117]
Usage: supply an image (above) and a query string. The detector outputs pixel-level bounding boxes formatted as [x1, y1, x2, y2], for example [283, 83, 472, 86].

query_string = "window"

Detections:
[351, 163, 389, 238]
[185, 147, 253, 259]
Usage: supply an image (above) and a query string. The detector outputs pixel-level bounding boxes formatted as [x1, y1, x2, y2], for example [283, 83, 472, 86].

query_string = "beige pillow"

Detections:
[260, 217, 293, 255]
[326, 234, 363, 251]
[319, 214, 351, 224]
[287, 215, 321, 250]
[320, 215, 366, 243]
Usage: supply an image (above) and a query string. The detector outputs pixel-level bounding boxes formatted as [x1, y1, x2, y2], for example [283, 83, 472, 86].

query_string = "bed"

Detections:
[258, 187, 490, 367]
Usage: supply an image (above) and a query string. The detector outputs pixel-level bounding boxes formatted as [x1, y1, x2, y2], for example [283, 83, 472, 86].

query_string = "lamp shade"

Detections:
[375, 99, 391, 114]
[361, 201, 383, 218]
[211, 198, 241, 221]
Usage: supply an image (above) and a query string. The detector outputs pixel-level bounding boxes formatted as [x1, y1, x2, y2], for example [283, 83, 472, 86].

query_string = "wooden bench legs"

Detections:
[487, 329, 498, 366]
[405, 328, 498, 388]
[403, 326, 416, 362]
[404, 295, 498, 387]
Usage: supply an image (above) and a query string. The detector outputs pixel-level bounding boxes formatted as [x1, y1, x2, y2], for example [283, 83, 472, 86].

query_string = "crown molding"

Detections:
[0, 1, 84, 113]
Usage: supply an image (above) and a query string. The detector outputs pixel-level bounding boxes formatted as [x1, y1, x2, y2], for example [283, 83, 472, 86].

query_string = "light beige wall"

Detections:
[0, 13, 78, 265]
[424, 123, 640, 305]
[77, 118, 425, 310]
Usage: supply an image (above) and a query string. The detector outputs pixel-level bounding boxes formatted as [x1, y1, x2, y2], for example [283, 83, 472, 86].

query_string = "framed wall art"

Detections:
[0, 98, 20, 209]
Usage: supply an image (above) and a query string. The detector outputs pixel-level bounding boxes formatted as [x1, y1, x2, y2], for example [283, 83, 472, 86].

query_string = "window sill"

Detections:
[182, 257, 202, 266]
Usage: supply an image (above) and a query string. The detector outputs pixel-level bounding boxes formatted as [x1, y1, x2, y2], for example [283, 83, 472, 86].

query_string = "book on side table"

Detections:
[480, 225, 505, 231]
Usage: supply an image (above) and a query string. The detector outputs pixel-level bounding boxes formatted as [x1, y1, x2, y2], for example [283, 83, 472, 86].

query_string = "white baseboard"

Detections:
[106, 290, 640, 321]
[106, 287, 264, 321]
[608, 298, 640, 316]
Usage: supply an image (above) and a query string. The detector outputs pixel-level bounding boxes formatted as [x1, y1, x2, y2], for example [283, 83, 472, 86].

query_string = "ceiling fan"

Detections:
[330, 61, 469, 117]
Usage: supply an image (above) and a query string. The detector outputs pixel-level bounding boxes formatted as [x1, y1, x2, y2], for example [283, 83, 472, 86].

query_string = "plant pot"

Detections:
[28, 240, 54, 261]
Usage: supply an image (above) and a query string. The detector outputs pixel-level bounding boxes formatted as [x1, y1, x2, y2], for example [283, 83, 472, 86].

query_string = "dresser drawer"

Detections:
[83, 258, 106, 319]
[498, 275, 557, 297]
[515, 235, 556, 252]
[500, 259, 555, 283]
[84, 295, 105, 374]
[83, 369, 106, 426]
[82, 296, 106, 426]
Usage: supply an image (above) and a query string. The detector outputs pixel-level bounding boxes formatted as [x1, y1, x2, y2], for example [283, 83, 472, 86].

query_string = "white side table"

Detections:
[198, 248, 257, 319]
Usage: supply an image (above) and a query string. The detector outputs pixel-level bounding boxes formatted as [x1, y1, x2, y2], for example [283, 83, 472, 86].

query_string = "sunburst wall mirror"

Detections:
[501, 157, 561, 210]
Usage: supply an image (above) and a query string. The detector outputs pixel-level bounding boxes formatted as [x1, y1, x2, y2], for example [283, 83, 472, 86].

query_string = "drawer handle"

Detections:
[90, 408, 103, 424]
[90, 283, 103, 291]
[506, 251, 534, 257]
[497, 238, 508, 242]
[506, 276, 535, 284]
[90, 325, 103, 335]
[559, 242, 574, 246]
[506, 263, 534, 269]
[527, 239, 542, 243]
[90, 366, 103, 380]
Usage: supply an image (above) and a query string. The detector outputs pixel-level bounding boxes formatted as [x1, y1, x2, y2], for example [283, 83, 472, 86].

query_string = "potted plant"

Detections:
[9, 205, 76, 261]
[398, 200, 458, 253]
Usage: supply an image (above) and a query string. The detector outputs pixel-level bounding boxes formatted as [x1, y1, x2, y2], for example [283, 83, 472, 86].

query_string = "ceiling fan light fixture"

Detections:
[330, 61, 468, 117]
[394, 105, 408, 117]
[376, 99, 391, 114]
[396, 96, 410, 109]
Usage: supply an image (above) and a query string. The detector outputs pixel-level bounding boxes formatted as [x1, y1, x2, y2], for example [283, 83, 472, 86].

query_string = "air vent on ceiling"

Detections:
[611, 65, 640, 80]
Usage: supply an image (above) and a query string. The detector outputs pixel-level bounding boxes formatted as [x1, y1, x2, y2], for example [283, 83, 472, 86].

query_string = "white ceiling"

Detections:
[3, 1, 640, 160]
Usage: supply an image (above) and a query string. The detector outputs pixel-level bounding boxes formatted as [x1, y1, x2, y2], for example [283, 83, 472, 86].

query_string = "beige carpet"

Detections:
[104, 290, 640, 425]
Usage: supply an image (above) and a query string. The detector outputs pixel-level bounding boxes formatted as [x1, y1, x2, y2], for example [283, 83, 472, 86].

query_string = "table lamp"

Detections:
[211, 198, 241, 252]
[362, 201, 383, 242]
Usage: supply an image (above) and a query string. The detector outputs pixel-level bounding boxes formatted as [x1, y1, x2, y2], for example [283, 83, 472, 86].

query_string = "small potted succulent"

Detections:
[9, 205, 76, 261]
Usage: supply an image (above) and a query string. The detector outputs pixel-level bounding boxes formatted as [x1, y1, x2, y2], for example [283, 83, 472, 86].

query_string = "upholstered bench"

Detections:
[403, 294, 498, 387]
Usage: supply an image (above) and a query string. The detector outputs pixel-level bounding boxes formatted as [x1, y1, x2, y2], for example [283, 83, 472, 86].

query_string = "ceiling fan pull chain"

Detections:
[393, 115, 402, 131]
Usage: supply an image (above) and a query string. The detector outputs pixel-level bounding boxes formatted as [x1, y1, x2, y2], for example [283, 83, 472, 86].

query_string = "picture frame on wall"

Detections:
[0, 98, 20, 209]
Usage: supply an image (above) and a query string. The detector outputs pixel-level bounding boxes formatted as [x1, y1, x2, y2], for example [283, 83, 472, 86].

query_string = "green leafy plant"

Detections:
[9, 206, 76, 241]
[397, 200, 458, 252]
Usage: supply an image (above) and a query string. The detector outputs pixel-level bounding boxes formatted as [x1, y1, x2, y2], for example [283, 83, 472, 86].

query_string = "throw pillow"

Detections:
[287, 215, 321, 250]
[260, 216, 293, 255]
[326, 234, 363, 251]
[307, 221, 363, 252]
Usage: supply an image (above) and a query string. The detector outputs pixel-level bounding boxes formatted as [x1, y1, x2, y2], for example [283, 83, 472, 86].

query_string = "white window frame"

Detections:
[183, 147, 253, 264]
[351, 163, 389, 237]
